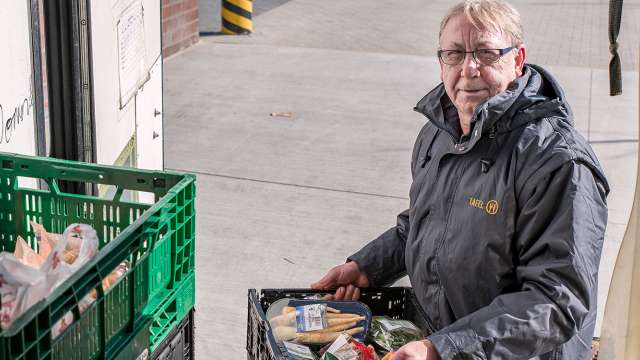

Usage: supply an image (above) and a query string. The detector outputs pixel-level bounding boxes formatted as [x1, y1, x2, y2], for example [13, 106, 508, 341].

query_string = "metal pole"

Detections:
[221, 0, 252, 35]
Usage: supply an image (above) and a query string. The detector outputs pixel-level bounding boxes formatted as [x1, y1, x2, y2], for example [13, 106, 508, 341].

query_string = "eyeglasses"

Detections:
[437, 46, 516, 66]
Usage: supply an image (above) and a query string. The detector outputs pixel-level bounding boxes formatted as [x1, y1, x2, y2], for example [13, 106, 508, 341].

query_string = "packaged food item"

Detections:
[29, 221, 60, 259]
[320, 333, 378, 360]
[283, 341, 317, 360]
[0, 223, 100, 333]
[270, 307, 366, 344]
[267, 299, 371, 345]
[52, 260, 130, 338]
[13, 236, 45, 268]
[369, 316, 424, 352]
[0, 253, 48, 329]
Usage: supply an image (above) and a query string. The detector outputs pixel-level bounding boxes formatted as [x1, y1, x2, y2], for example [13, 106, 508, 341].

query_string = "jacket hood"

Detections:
[414, 64, 609, 193]
[414, 64, 574, 137]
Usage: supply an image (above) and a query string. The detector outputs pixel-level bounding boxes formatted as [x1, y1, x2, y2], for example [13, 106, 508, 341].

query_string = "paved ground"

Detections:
[199, 0, 639, 69]
[166, 0, 639, 357]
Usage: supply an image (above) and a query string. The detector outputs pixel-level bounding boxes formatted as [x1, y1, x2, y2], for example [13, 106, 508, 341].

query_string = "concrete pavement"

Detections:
[165, 0, 639, 356]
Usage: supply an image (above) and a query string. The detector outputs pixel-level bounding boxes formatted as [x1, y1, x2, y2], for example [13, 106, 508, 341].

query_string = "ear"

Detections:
[514, 45, 526, 76]
[439, 58, 444, 82]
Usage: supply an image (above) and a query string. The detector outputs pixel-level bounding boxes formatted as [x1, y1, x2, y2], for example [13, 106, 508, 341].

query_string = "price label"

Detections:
[296, 304, 327, 332]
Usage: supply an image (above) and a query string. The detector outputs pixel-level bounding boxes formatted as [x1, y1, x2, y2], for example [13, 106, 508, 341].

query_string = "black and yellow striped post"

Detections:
[222, 0, 253, 35]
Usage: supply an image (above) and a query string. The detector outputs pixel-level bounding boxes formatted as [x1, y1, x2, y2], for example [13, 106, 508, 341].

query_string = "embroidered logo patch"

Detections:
[469, 197, 499, 215]
[485, 200, 499, 215]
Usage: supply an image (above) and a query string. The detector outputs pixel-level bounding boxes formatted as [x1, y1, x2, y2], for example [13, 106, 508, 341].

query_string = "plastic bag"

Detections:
[369, 316, 424, 352]
[13, 236, 45, 268]
[47, 224, 99, 337]
[320, 333, 378, 360]
[0, 253, 48, 329]
[29, 221, 60, 259]
[0, 223, 99, 332]
[51, 260, 129, 338]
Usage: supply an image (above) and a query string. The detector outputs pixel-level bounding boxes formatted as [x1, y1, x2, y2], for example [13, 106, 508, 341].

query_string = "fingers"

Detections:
[322, 293, 334, 301]
[324, 285, 361, 301]
[390, 341, 431, 360]
[344, 284, 362, 301]
[311, 268, 339, 289]
[391, 347, 409, 360]
[353, 286, 361, 301]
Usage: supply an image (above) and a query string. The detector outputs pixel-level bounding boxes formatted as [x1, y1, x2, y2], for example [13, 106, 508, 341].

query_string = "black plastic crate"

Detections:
[247, 288, 431, 360]
[152, 308, 195, 360]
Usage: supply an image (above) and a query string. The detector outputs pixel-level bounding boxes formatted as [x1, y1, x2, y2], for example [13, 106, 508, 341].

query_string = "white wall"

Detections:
[0, 1, 37, 157]
[90, 0, 162, 169]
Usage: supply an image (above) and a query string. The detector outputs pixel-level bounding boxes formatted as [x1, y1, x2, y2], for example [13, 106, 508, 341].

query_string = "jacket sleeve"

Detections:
[427, 160, 608, 359]
[347, 123, 434, 286]
[348, 210, 410, 286]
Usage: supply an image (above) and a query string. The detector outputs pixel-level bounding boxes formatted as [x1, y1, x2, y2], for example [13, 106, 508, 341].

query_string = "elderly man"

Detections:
[311, 1, 609, 359]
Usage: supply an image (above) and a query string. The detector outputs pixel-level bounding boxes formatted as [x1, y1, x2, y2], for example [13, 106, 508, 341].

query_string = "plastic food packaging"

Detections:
[0, 253, 49, 329]
[267, 298, 372, 345]
[13, 236, 45, 268]
[29, 221, 60, 259]
[369, 316, 424, 352]
[0, 223, 99, 332]
[320, 333, 378, 360]
[283, 341, 318, 360]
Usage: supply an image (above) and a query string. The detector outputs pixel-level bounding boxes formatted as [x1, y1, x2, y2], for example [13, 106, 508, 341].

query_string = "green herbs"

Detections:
[369, 316, 424, 352]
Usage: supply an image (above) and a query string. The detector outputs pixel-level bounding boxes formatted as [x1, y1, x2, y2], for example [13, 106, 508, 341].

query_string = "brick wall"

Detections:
[162, 0, 199, 58]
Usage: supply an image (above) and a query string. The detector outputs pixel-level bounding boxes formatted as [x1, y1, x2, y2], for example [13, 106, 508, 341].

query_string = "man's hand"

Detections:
[392, 340, 440, 360]
[310, 261, 370, 300]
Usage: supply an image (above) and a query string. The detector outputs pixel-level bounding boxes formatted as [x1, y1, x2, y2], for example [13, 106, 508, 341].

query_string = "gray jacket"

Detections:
[349, 64, 609, 359]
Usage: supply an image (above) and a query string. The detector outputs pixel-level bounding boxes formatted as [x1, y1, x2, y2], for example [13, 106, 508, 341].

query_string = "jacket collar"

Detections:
[414, 64, 572, 150]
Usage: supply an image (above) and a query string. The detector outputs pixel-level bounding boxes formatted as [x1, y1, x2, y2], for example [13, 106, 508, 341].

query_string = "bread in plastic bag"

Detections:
[0, 223, 99, 332]
[0, 253, 49, 329]
[29, 221, 60, 259]
[13, 236, 46, 268]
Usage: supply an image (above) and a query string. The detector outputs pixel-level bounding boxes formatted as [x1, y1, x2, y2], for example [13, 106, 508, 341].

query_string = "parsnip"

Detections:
[327, 313, 363, 319]
[327, 316, 365, 327]
[273, 326, 296, 341]
[269, 312, 295, 327]
[311, 321, 357, 334]
[296, 327, 364, 344]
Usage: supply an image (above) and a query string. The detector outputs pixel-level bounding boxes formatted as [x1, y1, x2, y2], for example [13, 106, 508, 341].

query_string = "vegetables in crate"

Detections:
[267, 299, 371, 345]
[369, 316, 424, 351]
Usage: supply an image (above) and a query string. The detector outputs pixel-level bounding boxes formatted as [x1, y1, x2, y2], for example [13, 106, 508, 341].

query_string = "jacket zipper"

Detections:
[415, 110, 469, 151]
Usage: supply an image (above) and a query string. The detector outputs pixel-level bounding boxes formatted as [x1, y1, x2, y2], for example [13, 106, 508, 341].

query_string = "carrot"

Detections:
[296, 327, 364, 344]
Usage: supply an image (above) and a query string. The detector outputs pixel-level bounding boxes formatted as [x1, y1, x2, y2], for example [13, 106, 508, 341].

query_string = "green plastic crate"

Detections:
[0, 152, 196, 360]
[145, 272, 195, 353]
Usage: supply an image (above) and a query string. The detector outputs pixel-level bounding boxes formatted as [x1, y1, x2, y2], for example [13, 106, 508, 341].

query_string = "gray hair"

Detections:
[439, 0, 524, 46]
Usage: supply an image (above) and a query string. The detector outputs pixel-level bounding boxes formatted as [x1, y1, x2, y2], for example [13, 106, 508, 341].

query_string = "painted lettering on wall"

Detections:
[0, 93, 33, 144]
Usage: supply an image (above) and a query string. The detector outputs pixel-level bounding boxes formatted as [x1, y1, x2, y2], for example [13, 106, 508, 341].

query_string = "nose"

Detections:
[461, 52, 480, 78]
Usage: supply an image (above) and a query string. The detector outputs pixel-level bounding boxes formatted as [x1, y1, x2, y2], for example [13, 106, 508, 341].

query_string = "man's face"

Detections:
[439, 15, 526, 118]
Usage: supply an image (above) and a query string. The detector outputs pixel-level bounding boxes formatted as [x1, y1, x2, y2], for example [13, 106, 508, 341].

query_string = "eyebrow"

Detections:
[444, 40, 501, 49]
